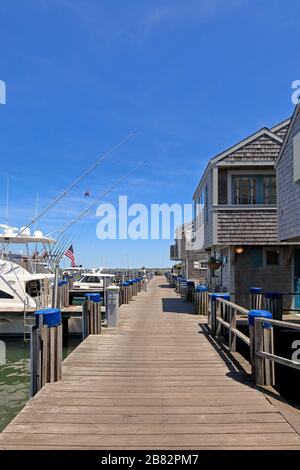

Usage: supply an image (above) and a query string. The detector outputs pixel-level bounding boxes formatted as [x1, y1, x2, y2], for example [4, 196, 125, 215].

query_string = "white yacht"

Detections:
[73, 269, 115, 290]
[0, 225, 56, 334]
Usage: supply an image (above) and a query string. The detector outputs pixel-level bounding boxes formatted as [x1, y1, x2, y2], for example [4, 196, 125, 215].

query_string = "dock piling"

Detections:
[265, 292, 283, 320]
[82, 293, 102, 339]
[249, 287, 263, 310]
[30, 308, 62, 397]
[195, 285, 208, 315]
[248, 309, 274, 386]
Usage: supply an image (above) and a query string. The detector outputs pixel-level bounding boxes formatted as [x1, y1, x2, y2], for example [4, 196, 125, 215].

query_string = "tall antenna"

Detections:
[9, 131, 136, 240]
[33, 193, 39, 233]
[5, 177, 9, 226]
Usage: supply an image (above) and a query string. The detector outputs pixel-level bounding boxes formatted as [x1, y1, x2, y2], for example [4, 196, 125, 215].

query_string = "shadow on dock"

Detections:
[161, 297, 196, 314]
[199, 323, 254, 385]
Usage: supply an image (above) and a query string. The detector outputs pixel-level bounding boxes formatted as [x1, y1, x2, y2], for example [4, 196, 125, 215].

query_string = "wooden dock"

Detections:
[1, 276, 300, 450]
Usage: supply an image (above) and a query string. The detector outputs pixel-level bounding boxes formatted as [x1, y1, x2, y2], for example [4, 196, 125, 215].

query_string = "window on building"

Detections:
[232, 176, 256, 204]
[263, 176, 276, 204]
[194, 261, 208, 270]
[266, 250, 280, 266]
[232, 174, 276, 205]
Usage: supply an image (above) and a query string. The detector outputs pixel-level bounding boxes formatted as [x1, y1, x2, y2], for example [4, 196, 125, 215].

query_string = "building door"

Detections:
[294, 249, 300, 309]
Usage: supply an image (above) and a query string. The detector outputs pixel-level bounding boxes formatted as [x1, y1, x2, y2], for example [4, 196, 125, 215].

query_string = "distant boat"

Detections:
[73, 269, 115, 290]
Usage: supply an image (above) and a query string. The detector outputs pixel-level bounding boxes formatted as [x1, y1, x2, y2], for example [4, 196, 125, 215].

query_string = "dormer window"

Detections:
[232, 175, 276, 205]
[232, 176, 256, 204]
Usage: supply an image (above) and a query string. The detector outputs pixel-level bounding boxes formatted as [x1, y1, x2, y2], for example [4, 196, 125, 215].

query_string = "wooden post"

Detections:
[186, 281, 194, 302]
[248, 309, 273, 386]
[119, 286, 123, 306]
[263, 325, 275, 386]
[30, 308, 62, 397]
[254, 319, 264, 386]
[265, 292, 283, 321]
[216, 300, 222, 337]
[209, 293, 230, 336]
[82, 293, 102, 339]
[229, 307, 237, 352]
[249, 287, 262, 310]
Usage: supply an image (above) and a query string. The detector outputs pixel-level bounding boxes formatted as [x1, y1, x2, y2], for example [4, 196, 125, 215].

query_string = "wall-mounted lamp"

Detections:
[235, 247, 244, 254]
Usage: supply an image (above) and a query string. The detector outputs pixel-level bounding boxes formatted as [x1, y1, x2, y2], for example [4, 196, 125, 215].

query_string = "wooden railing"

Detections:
[210, 297, 300, 387]
[214, 297, 250, 350]
[253, 317, 300, 384]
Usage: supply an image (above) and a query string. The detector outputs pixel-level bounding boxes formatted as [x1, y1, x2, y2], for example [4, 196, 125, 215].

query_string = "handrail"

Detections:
[215, 297, 249, 315]
[256, 350, 300, 371]
[211, 297, 250, 351]
[255, 317, 300, 330]
[210, 296, 300, 387]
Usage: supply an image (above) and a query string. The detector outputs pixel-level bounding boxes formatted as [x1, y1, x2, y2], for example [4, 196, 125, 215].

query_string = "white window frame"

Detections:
[227, 170, 276, 205]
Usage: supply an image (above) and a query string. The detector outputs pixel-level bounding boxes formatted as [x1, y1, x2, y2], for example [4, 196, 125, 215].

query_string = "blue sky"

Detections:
[0, 0, 299, 268]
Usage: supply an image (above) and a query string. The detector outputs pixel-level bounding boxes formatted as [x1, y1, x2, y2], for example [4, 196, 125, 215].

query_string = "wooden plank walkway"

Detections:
[1, 276, 300, 450]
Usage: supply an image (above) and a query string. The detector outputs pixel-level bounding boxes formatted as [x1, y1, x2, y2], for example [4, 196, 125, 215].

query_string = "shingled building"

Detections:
[191, 117, 300, 307]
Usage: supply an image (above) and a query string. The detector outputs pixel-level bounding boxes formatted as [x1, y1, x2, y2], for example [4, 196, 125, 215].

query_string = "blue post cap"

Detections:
[265, 292, 282, 299]
[195, 285, 208, 292]
[128, 280, 134, 284]
[122, 281, 130, 286]
[209, 293, 230, 301]
[250, 287, 262, 294]
[58, 280, 64, 287]
[248, 309, 273, 329]
[85, 293, 101, 302]
[35, 308, 61, 328]
[187, 280, 195, 286]
[62, 280, 69, 285]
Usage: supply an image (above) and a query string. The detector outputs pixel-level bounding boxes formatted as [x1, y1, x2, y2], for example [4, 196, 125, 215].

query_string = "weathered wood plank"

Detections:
[1, 276, 300, 450]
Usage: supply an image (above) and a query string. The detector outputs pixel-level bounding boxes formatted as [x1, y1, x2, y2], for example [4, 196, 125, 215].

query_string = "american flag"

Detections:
[64, 245, 76, 267]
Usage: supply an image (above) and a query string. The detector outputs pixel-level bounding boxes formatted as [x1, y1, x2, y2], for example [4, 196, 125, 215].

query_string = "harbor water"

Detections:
[0, 335, 81, 431]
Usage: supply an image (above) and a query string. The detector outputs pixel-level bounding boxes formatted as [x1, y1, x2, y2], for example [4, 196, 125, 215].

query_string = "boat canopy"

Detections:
[0, 226, 56, 245]
[0, 234, 56, 244]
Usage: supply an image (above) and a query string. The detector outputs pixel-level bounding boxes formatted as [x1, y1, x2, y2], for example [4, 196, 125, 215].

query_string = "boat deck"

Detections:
[1, 276, 300, 449]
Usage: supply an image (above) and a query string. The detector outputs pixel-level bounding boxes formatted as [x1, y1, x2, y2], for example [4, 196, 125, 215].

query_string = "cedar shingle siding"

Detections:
[222, 134, 282, 164]
[277, 107, 300, 241]
[217, 209, 278, 244]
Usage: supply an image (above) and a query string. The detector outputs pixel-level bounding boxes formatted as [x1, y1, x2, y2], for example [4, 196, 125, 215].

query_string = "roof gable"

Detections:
[212, 128, 283, 165]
